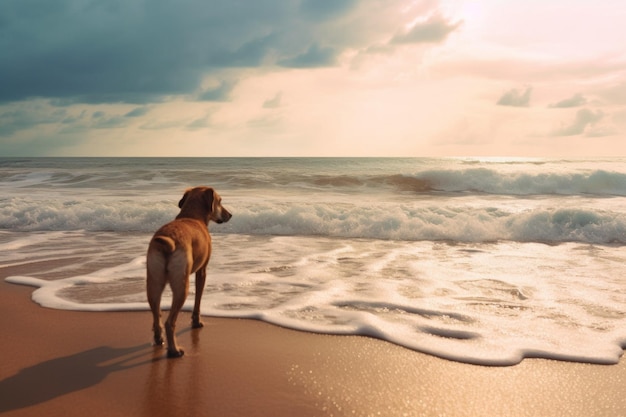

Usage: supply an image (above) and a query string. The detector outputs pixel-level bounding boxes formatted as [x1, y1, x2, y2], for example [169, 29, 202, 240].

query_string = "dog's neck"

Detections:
[176, 206, 209, 225]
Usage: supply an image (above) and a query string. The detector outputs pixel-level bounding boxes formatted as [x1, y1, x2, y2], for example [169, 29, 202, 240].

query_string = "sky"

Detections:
[1, 0, 625, 157]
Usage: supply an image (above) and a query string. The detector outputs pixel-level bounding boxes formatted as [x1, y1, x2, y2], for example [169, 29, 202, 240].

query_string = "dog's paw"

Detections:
[153, 337, 165, 347]
[192, 320, 204, 329]
[167, 348, 185, 358]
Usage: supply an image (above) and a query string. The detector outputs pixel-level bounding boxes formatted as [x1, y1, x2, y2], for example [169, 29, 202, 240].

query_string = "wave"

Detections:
[3, 158, 626, 243]
[0, 197, 174, 233]
[3, 160, 626, 197]
[226, 204, 626, 244]
[2, 197, 625, 244]
[412, 169, 626, 196]
[310, 169, 626, 196]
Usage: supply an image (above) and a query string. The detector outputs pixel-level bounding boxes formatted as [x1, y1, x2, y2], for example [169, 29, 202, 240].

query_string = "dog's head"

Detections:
[178, 186, 232, 224]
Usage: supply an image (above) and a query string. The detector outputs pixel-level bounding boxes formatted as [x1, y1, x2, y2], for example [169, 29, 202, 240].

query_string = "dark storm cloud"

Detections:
[1, 0, 464, 109]
[0, 0, 356, 104]
[2, 0, 195, 103]
[298, 0, 357, 20]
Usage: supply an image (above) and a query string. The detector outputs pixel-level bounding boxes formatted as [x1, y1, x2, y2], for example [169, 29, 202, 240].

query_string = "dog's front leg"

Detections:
[192, 267, 207, 328]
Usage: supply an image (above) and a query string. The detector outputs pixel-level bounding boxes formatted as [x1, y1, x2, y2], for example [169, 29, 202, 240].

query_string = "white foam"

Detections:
[5, 256, 148, 311]
[0, 231, 69, 251]
[5, 233, 625, 366]
[3, 191, 626, 243]
[219, 200, 626, 244]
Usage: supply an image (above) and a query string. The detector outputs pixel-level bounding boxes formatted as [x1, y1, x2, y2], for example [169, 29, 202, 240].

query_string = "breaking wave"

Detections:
[2, 157, 626, 243]
[2, 197, 625, 244]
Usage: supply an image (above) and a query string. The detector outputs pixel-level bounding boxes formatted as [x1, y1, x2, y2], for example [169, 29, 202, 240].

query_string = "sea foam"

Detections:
[4, 232, 626, 366]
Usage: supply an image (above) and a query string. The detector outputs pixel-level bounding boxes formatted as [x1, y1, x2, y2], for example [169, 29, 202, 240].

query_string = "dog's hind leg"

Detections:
[147, 270, 166, 346]
[165, 272, 189, 358]
[191, 266, 207, 329]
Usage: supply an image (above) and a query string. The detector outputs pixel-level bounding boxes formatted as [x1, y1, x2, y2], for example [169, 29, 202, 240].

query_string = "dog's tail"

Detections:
[152, 235, 176, 254]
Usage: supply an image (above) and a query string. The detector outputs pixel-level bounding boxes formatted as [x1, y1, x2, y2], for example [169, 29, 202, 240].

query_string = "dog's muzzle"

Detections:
[217, 209, 232, 224]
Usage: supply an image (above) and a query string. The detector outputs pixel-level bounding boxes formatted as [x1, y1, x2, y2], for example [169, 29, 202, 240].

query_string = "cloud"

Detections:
[598, 80, 626, 105]
[549, 93, 587, 108]
[0, 0, 360, 104]
[299, 0, 357, 20]
[0, 0, 460, 108]
[0, 99, 158, 138]
[263, 92, 283, 109]
[91, 111, 130, 129]
[278, 44, 338, 68]
[186, 115, 212, 130]
[246, 114, 282, 129]
[391, 13, 462, 44]
[125, 106, 151, 118]
[497, 87, 532, 107]
[197, 81, 237, 102]
[552, 108, 604, 136]
[0, 101, 66, 135]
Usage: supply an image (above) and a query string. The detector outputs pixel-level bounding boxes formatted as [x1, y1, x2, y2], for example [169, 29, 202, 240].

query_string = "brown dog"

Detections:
[146, 186, 232, 358]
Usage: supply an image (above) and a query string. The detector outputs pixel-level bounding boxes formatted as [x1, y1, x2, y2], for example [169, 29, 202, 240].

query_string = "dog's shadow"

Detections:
[0, 343, 158, 413]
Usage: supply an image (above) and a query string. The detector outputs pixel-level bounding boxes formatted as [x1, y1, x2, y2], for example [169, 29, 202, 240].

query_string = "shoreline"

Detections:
[1, 278, 625, 417]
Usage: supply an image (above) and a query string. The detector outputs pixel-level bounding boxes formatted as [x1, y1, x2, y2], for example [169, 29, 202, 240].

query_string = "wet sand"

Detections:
[1, 274, 625, 416]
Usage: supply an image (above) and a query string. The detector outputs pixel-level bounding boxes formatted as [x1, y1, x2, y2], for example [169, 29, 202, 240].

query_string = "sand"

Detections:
[1, 270, 625, 417]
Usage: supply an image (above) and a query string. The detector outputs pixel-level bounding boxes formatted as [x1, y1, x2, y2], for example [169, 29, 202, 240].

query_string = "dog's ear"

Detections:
[203, 187, 215, 211]
[178, 189, 191, 209]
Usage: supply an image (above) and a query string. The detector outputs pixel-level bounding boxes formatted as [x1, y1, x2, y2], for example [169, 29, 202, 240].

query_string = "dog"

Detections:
[146, 186, 232, 358]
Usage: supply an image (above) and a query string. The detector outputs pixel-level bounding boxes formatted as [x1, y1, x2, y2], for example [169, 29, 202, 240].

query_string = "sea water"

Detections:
[1, 157, 625, 366]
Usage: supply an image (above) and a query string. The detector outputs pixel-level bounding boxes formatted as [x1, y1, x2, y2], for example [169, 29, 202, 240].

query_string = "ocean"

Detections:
[1, 157, 625, 366]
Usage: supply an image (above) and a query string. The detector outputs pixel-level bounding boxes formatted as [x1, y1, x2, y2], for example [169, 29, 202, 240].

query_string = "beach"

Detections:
[3, 157, 626, 366]
[2, 157, 626, 416]
[1, 263, 625, 417]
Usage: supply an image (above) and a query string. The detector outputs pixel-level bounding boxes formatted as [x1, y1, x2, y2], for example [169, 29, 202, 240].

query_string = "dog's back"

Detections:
[147, 219, 211, 287]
